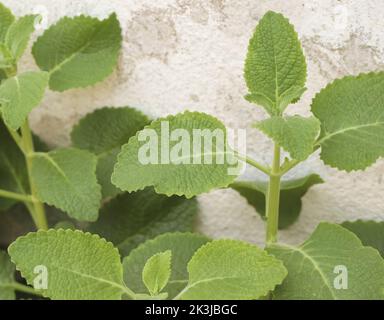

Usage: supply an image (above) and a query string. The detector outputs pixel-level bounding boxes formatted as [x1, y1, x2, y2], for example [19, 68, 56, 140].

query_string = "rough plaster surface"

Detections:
[4, 0, 384, 246]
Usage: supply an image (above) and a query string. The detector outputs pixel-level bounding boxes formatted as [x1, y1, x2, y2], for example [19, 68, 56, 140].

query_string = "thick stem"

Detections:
[21, 121, 48, 230]
[265, 144, 281, 244]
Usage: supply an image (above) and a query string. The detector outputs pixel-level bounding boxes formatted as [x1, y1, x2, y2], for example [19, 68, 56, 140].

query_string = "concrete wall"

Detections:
[5, 0, 384, 246]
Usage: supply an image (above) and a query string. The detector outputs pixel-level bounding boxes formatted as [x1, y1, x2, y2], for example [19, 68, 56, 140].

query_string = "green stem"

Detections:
[21, 121, 48, 230]
[235, 152, 271, 175]
[0, 189, 33, 203]
[5, 125, 24, 153]
[265, 144, 281, 244]
[3, 282, 42, 296]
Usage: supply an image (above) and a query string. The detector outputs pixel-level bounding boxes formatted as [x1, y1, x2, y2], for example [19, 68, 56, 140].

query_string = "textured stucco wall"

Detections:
[5, 0, 384, 246]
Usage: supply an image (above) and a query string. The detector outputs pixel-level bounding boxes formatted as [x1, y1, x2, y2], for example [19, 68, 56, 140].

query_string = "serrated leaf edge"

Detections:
[8, 229, 124, 300]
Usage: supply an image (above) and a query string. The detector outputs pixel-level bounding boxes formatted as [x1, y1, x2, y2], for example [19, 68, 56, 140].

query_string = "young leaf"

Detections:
[0, 3, 15, 42]
[231, 174, 323, 229]
[312, 72, 384, 171]
[244, 11, 306, 115]
[0, 120, 29, 210]
[8, 229, 125, 300]
[0, 71, 49, 130]
[142, 250, 172, 296]
[268, 223, 384, 299]
[0, 251, 15, 300]
[31, 148, 102, 222]
[71, 107, 150, 198]
[255, 116, 320, 161]
[112, 111, 239, 198]
[87, 188, 198, 256]
[5, 15, 38, 61]
[32, 14, 122, 92]
[178, 240, 287, 300]
[341, 220, 384, 257]
[123, 233, 210, 299]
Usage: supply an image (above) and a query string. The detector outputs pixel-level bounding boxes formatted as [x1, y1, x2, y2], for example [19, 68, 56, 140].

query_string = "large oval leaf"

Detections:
[112, 112, 240, 198]
[32, 14, 122, 91]
[178, 240, 287, 300]
[8, 229, 124, 300]
[244, 11, 306, 115]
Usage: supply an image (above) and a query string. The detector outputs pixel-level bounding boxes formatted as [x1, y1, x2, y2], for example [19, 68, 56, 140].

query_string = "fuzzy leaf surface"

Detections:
[244, 11, 306, 114]
[0, 71, 49, 130]
[5, 15, 37, 60]
[32, 14, 122, 91]
[8, 229, 124, 300]
[256, 116, 320, 161]
[268, 223, 384, 299]
[142, 250, 172, 296]
[31, 148, 101, 222]
[312, 73, 384, 171]
[179, 240, 287, 300]
[112, 111, 239, 198]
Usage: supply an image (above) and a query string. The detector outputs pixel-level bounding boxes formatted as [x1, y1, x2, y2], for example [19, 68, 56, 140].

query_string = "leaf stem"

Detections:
[235, 152, 271, 175]
[5, 125, 25, 153]
[21, 121, 48, 230]
[0, 189, 33, 203]
[265, 144, 281, 244]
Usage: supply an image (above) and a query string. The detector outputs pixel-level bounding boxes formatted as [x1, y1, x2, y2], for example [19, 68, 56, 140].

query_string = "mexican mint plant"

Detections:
[1, 5, 384, 300]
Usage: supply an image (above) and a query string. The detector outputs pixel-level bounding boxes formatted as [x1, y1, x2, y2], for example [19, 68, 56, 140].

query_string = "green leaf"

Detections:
[341, 220, 384, 257]
[312, 72, 384, 171]
[8, 229, 125, 300]
[0, 251, 15, 300]
[256, 116, 320, 161]
[178, 240, 287, 300]
[5, 15, 38, 61]
[0, 71, 49, 130]
[142, 250, 172, 296]
[231, 174, 323, 229]
[112, 111, 239, 198]
[31, 148, 102, 222]
[0, 120, 29, 210]
[0, 3, 15, 43]
[32, 14, 122, 92]
[123, 233, 210, 299]
[244, 11, 306, 115]
[268, 223, 384, 299]
[71, 107, 150, 198]
[0, 44, 14, 69]
[87, 188, 198, 256]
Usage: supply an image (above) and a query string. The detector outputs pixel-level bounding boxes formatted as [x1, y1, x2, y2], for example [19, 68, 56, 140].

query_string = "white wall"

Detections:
[5, 0, 384, 246]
